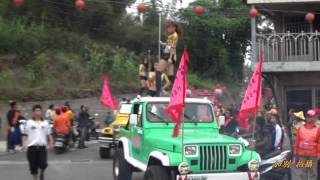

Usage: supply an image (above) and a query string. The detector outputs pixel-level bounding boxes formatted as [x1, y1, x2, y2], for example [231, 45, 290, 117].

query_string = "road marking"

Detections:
[0, 160, 112, 165]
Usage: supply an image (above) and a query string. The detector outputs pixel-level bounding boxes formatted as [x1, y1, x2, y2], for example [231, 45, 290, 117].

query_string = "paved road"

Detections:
[0, 141, 144, 180]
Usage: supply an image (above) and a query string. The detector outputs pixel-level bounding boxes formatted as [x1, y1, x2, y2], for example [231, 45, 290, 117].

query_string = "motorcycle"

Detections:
[232, 128, 292, 180]
[259, 150, 291, 180]
[54, 133, 69, 154]
[86, 113, 99, 140]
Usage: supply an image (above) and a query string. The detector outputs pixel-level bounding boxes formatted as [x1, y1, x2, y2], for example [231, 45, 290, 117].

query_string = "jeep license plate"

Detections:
[188, 177, 207, 180]
[55, 142, 63, 147]
[179, 176, 207, 180]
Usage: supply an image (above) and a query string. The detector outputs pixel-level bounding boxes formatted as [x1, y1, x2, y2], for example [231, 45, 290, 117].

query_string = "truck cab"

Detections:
[113, 97, 260, 180]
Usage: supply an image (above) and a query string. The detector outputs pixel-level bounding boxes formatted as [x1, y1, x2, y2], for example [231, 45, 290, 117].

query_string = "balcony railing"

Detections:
[257, 31, 320, 62]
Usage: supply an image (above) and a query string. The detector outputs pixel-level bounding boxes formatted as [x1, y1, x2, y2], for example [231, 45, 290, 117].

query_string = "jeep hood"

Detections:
[145, 128, 240, 152]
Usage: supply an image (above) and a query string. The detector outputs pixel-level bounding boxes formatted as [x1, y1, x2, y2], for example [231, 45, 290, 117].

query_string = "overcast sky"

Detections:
[126, 0, 196, 14]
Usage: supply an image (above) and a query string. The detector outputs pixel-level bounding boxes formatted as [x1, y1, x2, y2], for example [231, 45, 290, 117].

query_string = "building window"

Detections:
[317, 89, 320, 108]
[286, 89, 312, 114]
[284, 16, 309, 33]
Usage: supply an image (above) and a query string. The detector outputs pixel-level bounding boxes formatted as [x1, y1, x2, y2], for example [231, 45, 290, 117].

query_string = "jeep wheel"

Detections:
[113, 149, 132, 180]
[144, 166, 170, 180]
[99, 147, 111, 159]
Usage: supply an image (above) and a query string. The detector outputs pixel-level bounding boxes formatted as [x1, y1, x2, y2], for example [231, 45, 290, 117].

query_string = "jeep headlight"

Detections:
[229, 144, 242, 156]
[248, 160, 259, 172]
[184, 145, 198, 157]
[113, 125, 120, 132]
[178, 162, 189, 175]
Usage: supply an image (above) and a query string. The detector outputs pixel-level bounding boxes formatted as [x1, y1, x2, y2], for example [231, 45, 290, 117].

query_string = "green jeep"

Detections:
[113, 97, 261, 180]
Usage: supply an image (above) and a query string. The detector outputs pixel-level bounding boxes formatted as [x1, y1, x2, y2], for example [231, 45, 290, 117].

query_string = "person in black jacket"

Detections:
[252, 116, 274, 158]
[78, 105, 89, 149]
[6, 101, 17, 152]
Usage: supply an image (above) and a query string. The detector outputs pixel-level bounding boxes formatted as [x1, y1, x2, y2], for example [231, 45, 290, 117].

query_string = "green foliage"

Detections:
[178, 0, 250, 81]
[0, 0, 249, 100]
[188, 72, 213, 89]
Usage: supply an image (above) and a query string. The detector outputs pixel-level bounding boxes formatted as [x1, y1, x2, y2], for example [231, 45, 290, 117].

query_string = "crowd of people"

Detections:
[213, 100, 320, 180]
[4, 101, 103, 152]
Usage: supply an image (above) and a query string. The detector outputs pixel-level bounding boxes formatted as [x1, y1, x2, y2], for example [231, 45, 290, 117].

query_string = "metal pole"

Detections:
[251, 5, 257, 62]
[148, 49, 151, 72]
[158, 13, 161, 61]
[156, 13, 162, 97]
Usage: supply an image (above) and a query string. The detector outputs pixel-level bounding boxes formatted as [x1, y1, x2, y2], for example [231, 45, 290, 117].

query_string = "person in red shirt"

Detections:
[292, 109, 320, 180]
[53, 108, 70, 135]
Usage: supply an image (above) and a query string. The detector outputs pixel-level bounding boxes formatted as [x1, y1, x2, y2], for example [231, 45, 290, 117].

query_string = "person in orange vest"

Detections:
[53, 107, 70, 136]
[61, 106, 74, 147]
[292, 109, 320, 180]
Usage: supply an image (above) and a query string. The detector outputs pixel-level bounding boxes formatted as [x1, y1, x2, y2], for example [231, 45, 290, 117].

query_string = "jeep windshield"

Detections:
[119, 104, 132, 114]
[147, 102, 213, 123]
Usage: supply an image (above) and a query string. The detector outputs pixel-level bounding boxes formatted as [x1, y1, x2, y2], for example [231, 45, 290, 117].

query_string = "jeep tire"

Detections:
[144, 166, 170, 180]
[99, 147, 111, 158]
[113, 149, 132, 180]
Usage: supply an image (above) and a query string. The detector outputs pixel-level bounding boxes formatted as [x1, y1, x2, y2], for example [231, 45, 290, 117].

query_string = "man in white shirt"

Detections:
[22, 105, 54, 180]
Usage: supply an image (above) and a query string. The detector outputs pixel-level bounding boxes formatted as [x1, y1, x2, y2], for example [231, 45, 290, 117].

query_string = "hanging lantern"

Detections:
[249, 7, 258, 18]
[137, 3, 145, 13]
[75, 0, 85, 10]
[305, 12, 315, 24]
[13, 0, 24, 7]
[194, 6, 204, 15]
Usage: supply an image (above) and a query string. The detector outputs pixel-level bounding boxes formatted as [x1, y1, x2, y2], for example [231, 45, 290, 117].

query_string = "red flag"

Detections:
[166, 48, 189, 137]
[237, 53, 264, 128]
[100, 75, 118, 109]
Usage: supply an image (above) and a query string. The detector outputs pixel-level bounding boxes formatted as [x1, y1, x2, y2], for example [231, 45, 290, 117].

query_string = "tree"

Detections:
[177, 0, 250, 81]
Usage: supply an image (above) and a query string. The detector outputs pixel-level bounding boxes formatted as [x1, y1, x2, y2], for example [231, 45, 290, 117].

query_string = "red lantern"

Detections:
[195, 6, 204, 15]
[137, 3, 145, 13]
[305, 12, 315, 24]
[249, 7, 258, 18]
[75, 0, 85, 10]
[13, 0, 24, 7]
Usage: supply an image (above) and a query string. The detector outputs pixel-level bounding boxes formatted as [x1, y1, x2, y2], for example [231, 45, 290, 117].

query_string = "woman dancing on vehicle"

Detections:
[159, 20, 183, 82]
[138, 57, 149, 95]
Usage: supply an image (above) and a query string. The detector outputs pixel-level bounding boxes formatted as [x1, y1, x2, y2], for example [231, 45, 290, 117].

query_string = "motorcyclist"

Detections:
[53, 108, 70, 137]
[61, 106, 73, 147]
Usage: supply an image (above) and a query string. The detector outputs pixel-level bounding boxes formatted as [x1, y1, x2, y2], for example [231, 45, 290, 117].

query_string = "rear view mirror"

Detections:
[130, 114, 138, 126]
[218, 116, 225, 127]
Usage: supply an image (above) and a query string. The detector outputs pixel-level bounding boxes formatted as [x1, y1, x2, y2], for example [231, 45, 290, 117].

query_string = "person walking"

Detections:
[45, 104, 56, 122]
[21, 105, 54, 180]
[78, 105, 89, 149]
[292, 109, 320, 180]
[6, 101, 17, 152]
[139, 57, 149, 95]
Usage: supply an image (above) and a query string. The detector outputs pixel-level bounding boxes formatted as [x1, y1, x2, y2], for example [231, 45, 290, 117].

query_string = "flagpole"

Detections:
[181, 109, 185, 162]
[181, 58, 187, 162]
[250, 54, 263, 160]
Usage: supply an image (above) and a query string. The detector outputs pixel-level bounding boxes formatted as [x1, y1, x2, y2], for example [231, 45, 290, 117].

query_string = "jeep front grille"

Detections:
[199, 145, 227, 171]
